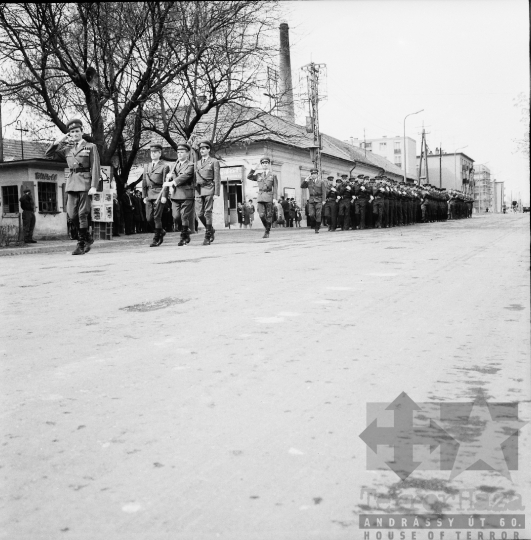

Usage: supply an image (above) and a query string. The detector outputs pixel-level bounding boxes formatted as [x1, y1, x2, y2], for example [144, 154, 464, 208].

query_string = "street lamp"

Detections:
[403, 109, 423, 184]
[454, 145, 468, 191]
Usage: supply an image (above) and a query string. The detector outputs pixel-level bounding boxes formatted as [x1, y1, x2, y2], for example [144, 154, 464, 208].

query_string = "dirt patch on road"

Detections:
[120, 297, 190, 312]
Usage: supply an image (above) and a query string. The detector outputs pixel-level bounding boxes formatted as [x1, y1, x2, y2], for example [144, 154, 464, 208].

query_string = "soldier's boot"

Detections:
[315, 222, 320, 234]
[262, 224, 270, 239]
[150, 229, 161, 247]
[202, 226, 211, 246]
[178, 226, 190, 246]
[83, 229, 94, 253]
[198, 215, 207, 229]
[72, 231, 86, 256]
[157, 229, 166, 246]
[210, 226, 215, 243]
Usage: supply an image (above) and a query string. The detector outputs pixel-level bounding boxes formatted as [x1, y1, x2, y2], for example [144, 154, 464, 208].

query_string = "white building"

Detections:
[348, 136, 417, 179]
[473, 164, 493, 213]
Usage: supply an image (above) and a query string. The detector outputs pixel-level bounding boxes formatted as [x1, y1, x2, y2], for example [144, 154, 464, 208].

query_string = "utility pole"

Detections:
[417, 128, 430, 185]
[439, 143, 442, 188]
[16, 121, 29, 160]
[301, 62, 327, 179]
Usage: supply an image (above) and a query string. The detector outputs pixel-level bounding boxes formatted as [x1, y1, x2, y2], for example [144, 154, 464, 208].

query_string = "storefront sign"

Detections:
[220, 166, 244, 182]
[35, 172, 57, 181]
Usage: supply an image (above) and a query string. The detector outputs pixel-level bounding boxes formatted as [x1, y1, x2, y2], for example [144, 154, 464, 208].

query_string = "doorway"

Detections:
[223, 182, 243, 226]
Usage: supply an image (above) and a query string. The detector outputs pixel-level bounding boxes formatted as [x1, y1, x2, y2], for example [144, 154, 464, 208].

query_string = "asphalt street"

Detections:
[1, 214, 529, 540]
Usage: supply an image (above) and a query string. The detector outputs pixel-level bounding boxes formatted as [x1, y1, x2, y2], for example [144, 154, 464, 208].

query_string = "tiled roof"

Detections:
[1, 138, 48, 161]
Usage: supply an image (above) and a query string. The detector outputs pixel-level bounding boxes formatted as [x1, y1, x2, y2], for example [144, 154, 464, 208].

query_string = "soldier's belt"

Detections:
[69, 167, 90, 173]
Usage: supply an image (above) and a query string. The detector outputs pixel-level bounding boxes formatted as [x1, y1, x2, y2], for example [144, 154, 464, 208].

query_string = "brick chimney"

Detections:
[278, 22, 295, 124]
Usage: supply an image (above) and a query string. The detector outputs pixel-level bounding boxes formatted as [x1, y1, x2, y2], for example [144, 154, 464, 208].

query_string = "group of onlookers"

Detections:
[237, 200, 256, 228]
[274, 196, 302, 228]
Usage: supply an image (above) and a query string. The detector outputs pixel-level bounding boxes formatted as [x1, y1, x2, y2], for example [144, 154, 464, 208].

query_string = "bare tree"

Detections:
[142, 0, 296, 156]
[513, 92, 530, 159]
[0, 2, 239, 183]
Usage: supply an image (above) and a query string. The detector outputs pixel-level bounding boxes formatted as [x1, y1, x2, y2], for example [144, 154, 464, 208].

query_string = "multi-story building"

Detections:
[348, 136, 417, 179]
[415, 151, 475, 192]
[493, 181, 505, 213]
[473, 164, 493, 213]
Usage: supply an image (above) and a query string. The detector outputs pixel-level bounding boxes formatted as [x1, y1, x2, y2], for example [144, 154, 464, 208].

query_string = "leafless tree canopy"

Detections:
[0, 1, 284, 182]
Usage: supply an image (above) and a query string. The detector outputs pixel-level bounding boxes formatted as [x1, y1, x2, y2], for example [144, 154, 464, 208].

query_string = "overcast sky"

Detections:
[281, 0, 530, 203]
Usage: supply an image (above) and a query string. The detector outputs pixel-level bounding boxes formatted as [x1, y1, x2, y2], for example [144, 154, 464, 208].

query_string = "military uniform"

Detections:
[371, 177, 385, 229]
[301, 169, 327, 233]
[45, 117, 101, 255]
[195, 139, 221, 245]
[325, 179, 340, 231]
[354, 175, 371, 229]
[247, 156, 278, 238]
[140, 142, 171, 247]
[338, 176, 353, 230]
[165, 143, 196, 245]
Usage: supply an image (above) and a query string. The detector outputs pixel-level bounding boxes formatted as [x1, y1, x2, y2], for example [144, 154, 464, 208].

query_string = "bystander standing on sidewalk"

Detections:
[19, 188, 37, 243]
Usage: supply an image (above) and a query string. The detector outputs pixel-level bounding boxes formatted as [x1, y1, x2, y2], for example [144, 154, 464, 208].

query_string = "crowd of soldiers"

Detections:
[303, 172, 473, 232]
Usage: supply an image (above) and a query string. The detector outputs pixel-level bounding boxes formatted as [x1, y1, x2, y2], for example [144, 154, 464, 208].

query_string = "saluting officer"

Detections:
[45, 117, 101, 255]
[164, 143, 195, 246]
[194, 139, 221, 246]
[141, 141, 171, 247]
[301, 168, 327, 233]
[247, 156, 278, 238]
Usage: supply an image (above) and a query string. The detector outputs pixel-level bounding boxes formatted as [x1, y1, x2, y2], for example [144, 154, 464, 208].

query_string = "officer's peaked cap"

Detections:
[198, 139, 212, 149]
[66, 117, 83, 131]
[357, 174, 365, 179]
[177, 142, 191, 152]
[150, 140, 163, 151]
[310, 168, 318, 173]
[259, 155, 271, 163]
[327, 175, 334, 180]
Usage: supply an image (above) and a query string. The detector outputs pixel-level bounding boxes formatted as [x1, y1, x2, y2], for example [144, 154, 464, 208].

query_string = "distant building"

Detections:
[493, 181, 505, 213]
[0, 138, 68, 239]
[348, 136, 417, 179]
[473, 164, 493, 213]
[415, 152, 475, 192]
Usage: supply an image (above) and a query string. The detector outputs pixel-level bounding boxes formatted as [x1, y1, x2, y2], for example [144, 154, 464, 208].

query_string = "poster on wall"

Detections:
[91, 189, 113, 222]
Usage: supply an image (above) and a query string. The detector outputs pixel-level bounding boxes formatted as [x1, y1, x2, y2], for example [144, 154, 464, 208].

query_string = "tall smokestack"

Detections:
[278, 22, 295, 124]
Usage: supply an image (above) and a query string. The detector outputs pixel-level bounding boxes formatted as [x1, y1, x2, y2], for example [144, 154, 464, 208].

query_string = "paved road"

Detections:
[1, 214, 529, 540]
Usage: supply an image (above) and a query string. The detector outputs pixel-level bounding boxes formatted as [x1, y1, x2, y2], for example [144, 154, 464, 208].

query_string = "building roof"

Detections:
[1, 138, 49, 161]
[419, 151, 475, 163]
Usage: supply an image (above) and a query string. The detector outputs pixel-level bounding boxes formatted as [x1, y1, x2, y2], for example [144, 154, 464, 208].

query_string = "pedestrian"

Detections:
[247, 156, 278, 238]
[300, 168, 327, 233]
[247, 199, 255, 228]
[237, 202, 244, 228]
[294, 203, 302, 227]
[194, 139, 220, 245]
[19, 188, 37, 243]
[139, 141, 171, 247]
[273, 199, 283, 228]
[112, 192, 121, 236]
[242, 201, 251, 229]
[163, 142, 195, 246]
[281, 196, 290, 227]
[121, 185, 135, 235]
[45, 117, 101, 255]
[133, 191, 144, 233]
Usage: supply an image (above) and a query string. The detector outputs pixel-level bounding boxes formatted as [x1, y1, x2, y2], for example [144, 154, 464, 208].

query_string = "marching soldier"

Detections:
[325, 176, 340, 231]
[337, 173, 352, 230]
[247, 156, 278, 238]
[301, 168, 327, 233]
[141, 141, 171, 247]
[371, 176, 385, 229]
[163, 143, 195, 246]
[194, 139, 221, 246]
[45, 117, 101, 255]
[354, 175, 371, 229]
[322, 175, 334, 228]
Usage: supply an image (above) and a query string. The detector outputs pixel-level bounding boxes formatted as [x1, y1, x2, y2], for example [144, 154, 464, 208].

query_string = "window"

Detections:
[38, 182, 58, 213]
[379, 142, 387, 151]
[394, 142, 401, 154]
[2, 186, 19, 214]
[394, 155, 402, 168]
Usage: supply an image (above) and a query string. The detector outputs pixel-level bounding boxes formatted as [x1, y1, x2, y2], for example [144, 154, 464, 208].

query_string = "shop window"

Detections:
[38, 182, 58, 213]
[2, 185, 19, 214]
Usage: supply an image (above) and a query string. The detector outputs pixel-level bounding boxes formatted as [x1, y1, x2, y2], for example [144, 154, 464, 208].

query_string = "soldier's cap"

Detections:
[341, 174, 348, 178]
[259, 156, 271, 164]
[198, 139, 212, 149]
[66, 117, 83, 132]
[336, 178, 343, 183]
[349, 177, 356, 181]
[327, 175, 334, 180]
[125, 184, 133, 190]
[150, 141, 163, 151]
[177, 143, 191, 152]
[310, 168, 318, 173]
[357, 174, 365, 179]
[363, 175, 370, 180]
